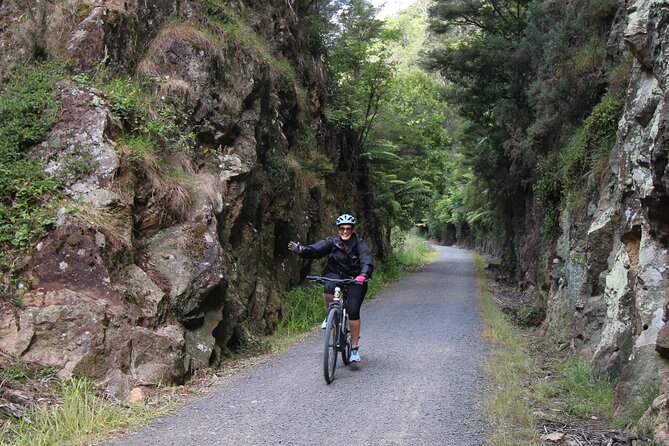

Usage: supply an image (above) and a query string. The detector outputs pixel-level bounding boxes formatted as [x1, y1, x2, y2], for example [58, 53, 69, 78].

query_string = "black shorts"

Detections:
[324, 272, 367, 320]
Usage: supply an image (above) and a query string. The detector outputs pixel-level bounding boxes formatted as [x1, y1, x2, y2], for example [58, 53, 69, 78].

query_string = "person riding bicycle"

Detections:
[288, 213, 374, 362]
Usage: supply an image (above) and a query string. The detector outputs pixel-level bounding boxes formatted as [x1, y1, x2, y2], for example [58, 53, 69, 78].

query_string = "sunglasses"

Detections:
[338, 226, 354, 233]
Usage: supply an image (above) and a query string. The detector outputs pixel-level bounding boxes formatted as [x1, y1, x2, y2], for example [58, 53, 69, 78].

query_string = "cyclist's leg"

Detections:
[346, 282, 367, 349]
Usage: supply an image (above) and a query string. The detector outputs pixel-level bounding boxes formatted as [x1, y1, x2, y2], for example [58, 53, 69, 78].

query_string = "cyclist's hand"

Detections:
[288, 241, 302, 253]
[355, 275, 366, 283]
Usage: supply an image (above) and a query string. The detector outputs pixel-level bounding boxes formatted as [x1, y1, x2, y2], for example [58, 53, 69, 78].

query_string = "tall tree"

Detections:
[324, 0, 395, 159]
[425, 0, 622, 275]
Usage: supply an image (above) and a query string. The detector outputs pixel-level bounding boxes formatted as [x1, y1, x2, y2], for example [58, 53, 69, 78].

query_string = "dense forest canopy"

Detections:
[309, 0, 627, 273]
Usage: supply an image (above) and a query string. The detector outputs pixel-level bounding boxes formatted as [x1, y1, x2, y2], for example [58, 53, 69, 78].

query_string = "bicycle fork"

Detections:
[331, 287, 349, 350]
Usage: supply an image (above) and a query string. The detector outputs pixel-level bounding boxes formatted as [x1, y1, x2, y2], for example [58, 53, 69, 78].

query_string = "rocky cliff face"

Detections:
[0, 0, 374, 397]
[533, 0, 669, 438]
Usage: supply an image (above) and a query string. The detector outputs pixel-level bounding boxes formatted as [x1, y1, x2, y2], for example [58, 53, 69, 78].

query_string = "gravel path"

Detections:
[101, 245, 487, 445]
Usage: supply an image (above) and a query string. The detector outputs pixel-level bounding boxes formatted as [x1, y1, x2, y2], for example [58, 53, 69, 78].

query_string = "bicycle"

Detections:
[306, 276, 363, 384]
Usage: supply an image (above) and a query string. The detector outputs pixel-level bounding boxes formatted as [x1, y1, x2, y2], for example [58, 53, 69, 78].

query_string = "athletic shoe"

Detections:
[350, 348, 360, 362]
[321, 318, 327, 329]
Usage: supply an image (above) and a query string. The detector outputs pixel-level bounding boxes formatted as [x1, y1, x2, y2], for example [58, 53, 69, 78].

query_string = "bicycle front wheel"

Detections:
[323, 307, 339, 384]
[341, 314, 352, 365]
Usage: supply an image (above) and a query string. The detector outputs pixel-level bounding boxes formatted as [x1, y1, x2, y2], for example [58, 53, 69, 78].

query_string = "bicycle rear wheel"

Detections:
[323, 307, 338, 384]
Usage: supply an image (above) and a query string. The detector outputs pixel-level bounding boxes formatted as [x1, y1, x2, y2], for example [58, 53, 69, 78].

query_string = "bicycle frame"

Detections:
[330, 285, 350, 354]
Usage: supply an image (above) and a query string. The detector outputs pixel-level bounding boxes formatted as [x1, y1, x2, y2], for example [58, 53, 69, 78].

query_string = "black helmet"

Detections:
[335, 214, 357, 226]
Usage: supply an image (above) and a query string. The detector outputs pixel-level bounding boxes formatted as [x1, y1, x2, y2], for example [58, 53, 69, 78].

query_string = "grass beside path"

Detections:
[473, 253, 651, 446]
[472, 254, 541, 445]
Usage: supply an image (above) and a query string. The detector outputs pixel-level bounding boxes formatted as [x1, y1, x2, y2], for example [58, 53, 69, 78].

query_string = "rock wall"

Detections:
[539, 0, 669, 438]
[0, 0, 376, 396]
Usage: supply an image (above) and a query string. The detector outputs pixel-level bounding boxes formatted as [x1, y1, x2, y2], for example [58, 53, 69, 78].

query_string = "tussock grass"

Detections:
[139, 25, 225, 78]
[473, 253, 541, 446]
[1, 379, 158, 446]
[70, 204, 132, 251]
[534, 356, 615, 419]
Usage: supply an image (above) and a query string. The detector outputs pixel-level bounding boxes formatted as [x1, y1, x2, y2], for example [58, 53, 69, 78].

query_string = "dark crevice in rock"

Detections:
[180, 283, 225, 329]
[273, 219, 291, 261]
[646, 197, 669, 247]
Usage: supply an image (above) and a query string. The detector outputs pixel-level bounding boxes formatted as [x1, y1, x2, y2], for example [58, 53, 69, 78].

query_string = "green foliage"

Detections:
[426, 0, 622, 254]
[275, 285, 324, 337]
[85, 73, 194, 153]
[0, 62, 64, 160]
[365, 137, 436, 231]
[0, 61, 66, 305]
[300, 151, 335, 177]
[116, 133, 155, 163]
[265, 154, 291, 193]
[360, 6, 458, 235]
[538, 356, 615, 419]
[103, 76, 146, 127]
[390, 230, 436, 266]
[383, 2, 431, 66]
[292, 0, 342, 53]
[325, 0, 394, 141]
[427, 149, 500, 245]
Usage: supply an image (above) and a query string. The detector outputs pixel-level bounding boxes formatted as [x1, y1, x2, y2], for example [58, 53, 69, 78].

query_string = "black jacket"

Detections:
[299, 233, 374, 278]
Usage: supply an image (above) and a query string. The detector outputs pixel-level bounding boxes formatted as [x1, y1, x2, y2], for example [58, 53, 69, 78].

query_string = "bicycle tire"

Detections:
[323, 307, 338, 384]
[341, 313, 352, 365]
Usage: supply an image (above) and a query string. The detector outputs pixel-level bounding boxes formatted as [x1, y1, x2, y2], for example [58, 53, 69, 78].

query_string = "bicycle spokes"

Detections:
[323, 308, 338, 384]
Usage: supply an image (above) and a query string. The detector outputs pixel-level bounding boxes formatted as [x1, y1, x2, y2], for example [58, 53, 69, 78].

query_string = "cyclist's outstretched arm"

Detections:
[287, 238, 333, 259]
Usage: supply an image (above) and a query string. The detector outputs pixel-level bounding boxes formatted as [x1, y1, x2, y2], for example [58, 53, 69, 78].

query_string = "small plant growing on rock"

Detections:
[508, 301, 546, 327]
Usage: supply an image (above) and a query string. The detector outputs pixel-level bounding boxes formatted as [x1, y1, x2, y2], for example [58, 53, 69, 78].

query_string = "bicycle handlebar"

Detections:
[306, 275, 367, 285]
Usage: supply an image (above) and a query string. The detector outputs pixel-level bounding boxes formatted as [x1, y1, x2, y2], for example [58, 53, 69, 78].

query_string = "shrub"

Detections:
[103, 76, 146, 128]
[536, 91, 624, 237]
[265, 154, 291, 193]
[92, 75, 193, 153]
[508, 302, 546, 327]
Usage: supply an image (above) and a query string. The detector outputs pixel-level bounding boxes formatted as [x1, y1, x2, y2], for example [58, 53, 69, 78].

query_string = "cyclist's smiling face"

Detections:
[338, 225, 354, 241]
